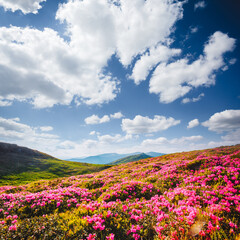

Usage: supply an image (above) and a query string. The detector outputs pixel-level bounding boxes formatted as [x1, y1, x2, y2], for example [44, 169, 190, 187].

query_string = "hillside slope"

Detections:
[110, 153, 151, 165]
[0, 142, 110, 186]
[0, 144, 240, 239]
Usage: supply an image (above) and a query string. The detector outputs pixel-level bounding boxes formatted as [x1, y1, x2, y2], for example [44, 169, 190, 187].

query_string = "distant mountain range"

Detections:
[0, 142, 110, 186]
[66, 152, 164, 164]
[0, 141, 164, 185]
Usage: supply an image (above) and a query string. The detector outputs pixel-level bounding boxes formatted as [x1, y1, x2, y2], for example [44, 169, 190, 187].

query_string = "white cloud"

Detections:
[194, 1, 206, 11]
[0, 116, 205, 159]
[0, 0, 185, 108]
[0, 0, 46, 14]
[142, 136, 167, 145]
[221, 129, 240, 142]
[56, 0, 116, 68]
[142, 135, 203, 146]
[171, 135, 203, 143]
[118, 135, 209, 157]
[0, 116, 59, 154]
[0, 116, 108, 158]
[85, 112, 123, 125]
[190, 26, 199, 34]
[201, 110, 240, 150]
[202, 109, 240, 133]
[0, 116, 227, 159]
[85, 114, 110, 125]
[110, 112, 124, 119]
[97, 134, 123, 144]
[0, 4, 119, 108]
[229, 58, 237, 65]
[207, 136, 240, 150]
[97, 133, 133, 144]
[89, 131, 96, 136]
[0, 117, 30, 136]
[182, 93, 204, 104]
[0, 98, 12, 107]
[187, 119, 200, 129]
[149, 31, 236, 103]
[54, 133, 134, 158]
[40, 126, 53, 132]
[111, 0, 184, 66]
[121, 115, 180, 134]
[58, 140, 76, 150]
[130, 45, 181, 84]
[141, 135, 203, 153]
[0, 26, 118, 108]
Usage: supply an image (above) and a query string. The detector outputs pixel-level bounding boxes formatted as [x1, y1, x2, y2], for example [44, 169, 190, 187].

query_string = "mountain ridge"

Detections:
[66, 151, 164, 164]
[109, 153, 152, 165]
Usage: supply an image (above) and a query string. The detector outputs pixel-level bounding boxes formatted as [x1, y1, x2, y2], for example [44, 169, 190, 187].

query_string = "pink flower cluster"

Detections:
[0, 145, 240, 239]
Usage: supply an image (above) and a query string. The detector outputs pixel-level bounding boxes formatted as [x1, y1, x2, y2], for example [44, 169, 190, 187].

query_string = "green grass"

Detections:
[0, 157, 111, 186]
[110, 153, 152, 165]
[0, 142, 112, 186]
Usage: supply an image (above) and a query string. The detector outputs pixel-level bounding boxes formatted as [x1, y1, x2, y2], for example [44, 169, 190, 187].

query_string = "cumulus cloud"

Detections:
[110, 112, 124, 119]
[56, 0, 116, 68]
[121, 115, 180, 134]
[202, 110, 240, 133]
[0, 116, 213, 159]
[40, 126, 53, 132]
[0, 26, 118, 108]
[55, 133, 134, 158]
[0, 115, 204, 159]
[116, 135, 207, 157]
[0, 0, 185, 108]
[229, 58, 237, 65]
[200, 110, 240, 150]
[57, 140, 76, 150]
[187, 119, 200, 129]
[109, 0, 184, 66]
[142, 135, 203, 145]
[0, 117, 29, 137]
[0, 1, 236, 111]
[208, 134, 240, 150]
[0, 0, 46, 14]
[0, 116, 59, 154]
[97, 134, 123, 144]
[0, 97, 12, 107]
[194, 1, 206, 11]
[97, 133, 133, 144]
[130, 45, 181, 84]
[0, 117, 57, 140]
[182, 93, 205, 104]
[85, 112, 123, 125]
[85, 115, 110, 125]
[0, 116, 108, 158]
[221, 129, 240, 142]
[89, 131, 97, 136]
[190, 26, 199, 34]
[149, 32, 236, 103]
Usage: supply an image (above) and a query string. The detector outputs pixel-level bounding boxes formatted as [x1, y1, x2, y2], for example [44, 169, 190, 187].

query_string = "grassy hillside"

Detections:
[0, 144, 240, 239]
[0, 142, 110, 186]
[110, 153, 152, 165]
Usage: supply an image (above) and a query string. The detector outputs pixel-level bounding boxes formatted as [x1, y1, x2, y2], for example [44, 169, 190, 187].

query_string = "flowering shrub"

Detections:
[0, 145, 240, 239]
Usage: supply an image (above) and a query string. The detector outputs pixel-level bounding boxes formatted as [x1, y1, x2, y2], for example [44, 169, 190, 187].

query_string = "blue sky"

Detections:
[0, 0, 239, 159]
